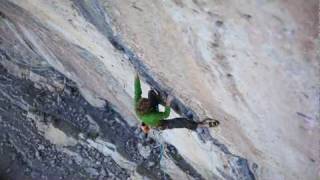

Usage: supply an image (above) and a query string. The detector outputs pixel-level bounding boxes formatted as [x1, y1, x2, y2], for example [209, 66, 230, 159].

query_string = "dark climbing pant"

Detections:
[147, 89, 198, 131]
[158, 118, 198, 130]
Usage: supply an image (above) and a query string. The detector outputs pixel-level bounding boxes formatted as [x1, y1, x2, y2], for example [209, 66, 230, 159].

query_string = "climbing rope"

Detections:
[150, 130, 168, 179]
[159, 142, 167, 180]
[159, 143, 164, 162]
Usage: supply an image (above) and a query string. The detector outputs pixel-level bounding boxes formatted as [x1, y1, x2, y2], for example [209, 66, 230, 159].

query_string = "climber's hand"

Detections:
[166, 95, 174, 106]
[140, 123, 150, 135]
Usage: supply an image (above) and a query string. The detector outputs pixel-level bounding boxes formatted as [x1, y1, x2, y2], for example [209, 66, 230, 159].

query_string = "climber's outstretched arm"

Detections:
[150, 95, 173, 120]
[151, 107, 171, 121]
[134, 74, 142, 108]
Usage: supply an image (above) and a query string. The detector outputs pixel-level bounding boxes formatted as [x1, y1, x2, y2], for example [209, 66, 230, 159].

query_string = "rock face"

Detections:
[0, 0, 318, 179]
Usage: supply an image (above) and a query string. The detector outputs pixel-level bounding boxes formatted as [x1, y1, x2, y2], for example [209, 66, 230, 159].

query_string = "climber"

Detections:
[134, 74, 219, 135]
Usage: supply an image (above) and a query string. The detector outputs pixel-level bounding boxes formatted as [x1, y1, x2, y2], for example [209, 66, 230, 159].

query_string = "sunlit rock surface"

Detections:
[0, 0, 318, 179]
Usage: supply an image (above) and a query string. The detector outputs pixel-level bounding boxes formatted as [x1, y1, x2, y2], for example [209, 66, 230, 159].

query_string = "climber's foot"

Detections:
[208, 120, 220, 127]
[199, 118, 220, 128]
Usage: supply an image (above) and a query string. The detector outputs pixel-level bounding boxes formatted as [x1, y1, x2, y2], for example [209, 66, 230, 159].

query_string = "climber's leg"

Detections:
[158, 118, 198, 130]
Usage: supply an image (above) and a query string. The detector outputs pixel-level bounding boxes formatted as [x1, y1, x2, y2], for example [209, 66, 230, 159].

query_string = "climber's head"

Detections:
[136, 98, 152, 115]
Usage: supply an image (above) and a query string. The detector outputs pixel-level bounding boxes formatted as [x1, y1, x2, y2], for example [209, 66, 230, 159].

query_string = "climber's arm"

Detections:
[161, 106, 171, 118]
[155, 95, 173, 119]
[148, 107, 171, 122]
[141, 95, 173, 126]
[134, 74, 142, 108]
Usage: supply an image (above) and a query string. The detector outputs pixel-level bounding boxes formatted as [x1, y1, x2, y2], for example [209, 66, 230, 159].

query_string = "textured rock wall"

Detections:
[0, 0, 319, 179]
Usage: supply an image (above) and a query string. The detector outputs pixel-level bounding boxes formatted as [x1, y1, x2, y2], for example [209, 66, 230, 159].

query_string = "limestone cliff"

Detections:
[0, 0, 319, 179]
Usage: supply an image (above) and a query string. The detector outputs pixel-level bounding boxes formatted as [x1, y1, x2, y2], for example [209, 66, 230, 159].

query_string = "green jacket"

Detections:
[134, 76, 170, 127]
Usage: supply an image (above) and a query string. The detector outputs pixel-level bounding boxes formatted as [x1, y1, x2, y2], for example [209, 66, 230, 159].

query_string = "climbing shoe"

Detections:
[201, 118, 220, 127]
